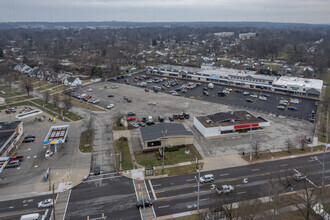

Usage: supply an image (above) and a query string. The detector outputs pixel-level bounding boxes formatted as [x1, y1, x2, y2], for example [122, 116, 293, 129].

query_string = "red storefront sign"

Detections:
[234, 123, 259, 130]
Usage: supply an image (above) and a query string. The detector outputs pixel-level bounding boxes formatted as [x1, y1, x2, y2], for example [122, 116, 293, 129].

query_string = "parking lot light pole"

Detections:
[111, 152, 122, 170]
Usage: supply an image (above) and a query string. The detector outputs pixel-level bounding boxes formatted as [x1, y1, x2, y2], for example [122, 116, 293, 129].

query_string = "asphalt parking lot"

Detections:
[109, 72, 317, 121]
[72, 80, 314, 157]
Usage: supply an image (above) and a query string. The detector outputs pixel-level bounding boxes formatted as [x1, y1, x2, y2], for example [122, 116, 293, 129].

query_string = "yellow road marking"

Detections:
[0, 209, 46, 219]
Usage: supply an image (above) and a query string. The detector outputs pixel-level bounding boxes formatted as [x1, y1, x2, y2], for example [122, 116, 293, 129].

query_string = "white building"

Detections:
[239, 33, 257, 40]
[214, 32, 235, 37]
[64, 76, 82, 87]
[147, 65, 323, 98]
[194, 111, 270, 138]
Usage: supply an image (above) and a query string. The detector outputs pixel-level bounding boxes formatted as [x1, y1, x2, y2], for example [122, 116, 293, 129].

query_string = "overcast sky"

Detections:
[0, 0, 329, 24]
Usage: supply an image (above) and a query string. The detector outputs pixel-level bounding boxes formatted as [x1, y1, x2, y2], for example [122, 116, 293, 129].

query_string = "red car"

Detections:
[127, 116, 136, 121]
[5, 109, 11, 114]
[138, 118, 142, 122]
[10, 156, 24, 162]
[127, 98, 132, 103]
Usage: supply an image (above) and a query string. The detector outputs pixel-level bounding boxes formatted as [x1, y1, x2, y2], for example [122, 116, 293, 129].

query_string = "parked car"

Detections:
[127, 112, 136, 117]
[136, 199, 153, 208]
[288, 106, 297, 111]
[262, 93, 270, 97]
[158, 115, 164, 122]
[23, 137, 35, 143]
[107, 94, 114, 97]
[124, 96, 128, 100]
[10, 156, 24, 162]
[203, 91, 209, 96]
[199, 174, 214, 184]
[148, 101, 157, 105]
[178, 114, 185, 120]
[38, 199, 53, 208]
[183, 113, 190, 119]
[92, 99, 100, 104]
[168, 116, 174, 121]
[10, 107, 17, 113]
[142, 117, 147, 123]
[45, 149, 53, 158]
[5, 109, 11, 114]
[250, 93, 258, 98]
[107, 104, 115, 109]
[246, 98, 254, 103]
[127, 116, 136, 121]
[173, 114, 179, 120]
[145, 88, 149, 92]
[277, 105, 285, 110]
[127, 98, 132, 103]
[243, 91, 250, 96]
[259, 96, 267, 101]
[94, 166, 100, 175]
[291, 99, 300, 104]
[6, 160, 20, 168]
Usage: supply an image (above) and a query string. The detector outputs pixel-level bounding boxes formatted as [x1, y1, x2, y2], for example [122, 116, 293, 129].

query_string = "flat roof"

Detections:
[44, 125, 70, 145]
[0, 121, 21, 131]
[273, 76, 323, 91]
[140, 123, 193, 142]
[196, 110, 267, 128]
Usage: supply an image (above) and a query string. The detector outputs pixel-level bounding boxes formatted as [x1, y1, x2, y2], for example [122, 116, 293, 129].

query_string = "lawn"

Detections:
[325, 86, 330, 99]
[30, 99, 82, 121]
[56, 93, 105, 111]
[114, 137, 134, 171]
[154, 164, 199, 176]
[134, 145, 202, 167]
[79, 130, 94, 153]
[318, 111, 330, 143]
[242, 145, 327, 161]
[6, 95, 34, 103]
[327, 69, 330, 84]
[39, 83, 57, 91]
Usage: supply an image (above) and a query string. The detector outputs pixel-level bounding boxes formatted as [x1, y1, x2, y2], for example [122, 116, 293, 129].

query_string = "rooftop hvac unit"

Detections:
[206, 120, 212, 124]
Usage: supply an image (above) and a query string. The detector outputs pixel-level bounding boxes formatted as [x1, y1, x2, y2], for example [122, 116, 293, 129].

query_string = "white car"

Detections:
[250, 94, 257, 98]
[38, 199, 53, 208]
[87, 88, 93, 92]
[148, 101, 157, 105]
[107, 104, 115, 109]
[111, 85, 118, 89]
[291, 99, 300, 104]
[92, 99, 100, 104]
[243, 91, 250, 95]
[45, 150, 53, 158]
[259, 96, 267, 101]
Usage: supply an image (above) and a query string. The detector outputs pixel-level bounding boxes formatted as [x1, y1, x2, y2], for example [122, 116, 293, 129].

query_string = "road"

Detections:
[149, 152, 330, 217]
[1, 152, 329, 219]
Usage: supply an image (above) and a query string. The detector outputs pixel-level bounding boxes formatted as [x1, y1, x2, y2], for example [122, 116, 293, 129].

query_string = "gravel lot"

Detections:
[78, 80, 314, 157]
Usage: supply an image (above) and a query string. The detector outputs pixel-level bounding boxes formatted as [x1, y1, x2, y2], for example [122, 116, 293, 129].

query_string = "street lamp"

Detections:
[161, 130, 168, 174]
[311, 156, 325, 194]
[245, 114, 253, 162]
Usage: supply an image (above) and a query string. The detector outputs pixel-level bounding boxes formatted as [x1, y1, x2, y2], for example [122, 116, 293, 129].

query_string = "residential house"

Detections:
[64, 76, 82, 87]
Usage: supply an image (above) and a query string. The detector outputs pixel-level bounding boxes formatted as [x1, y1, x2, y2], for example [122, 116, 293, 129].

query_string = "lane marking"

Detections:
[158, 205, 170, 209]
[220, 173, 229, 176]
[9, 206, 13, 209]
[251, 169, 259, 171]
[237, 191, 247, 195]
[200, 198, 210, 201]
[186, 179, 195, 182]
[83, 175, 122, 183]
[23, 204, 28, 207]
[149, 180, 157, 200]
[280, 164, 288, 167]
[153, 184, 161, 187]
[27, 156, 30, 159]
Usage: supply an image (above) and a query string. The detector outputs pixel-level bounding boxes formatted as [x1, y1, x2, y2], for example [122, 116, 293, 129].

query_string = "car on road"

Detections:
[5, 160, 20, 168]
[23, 137, 35, 143]
[45, 149, 53, 158]
[277, 105, 285, 110]
[38, 199, 53, 208]
[136, 199, 153, 208]
[214, 185, 235, 194]
[107, 94, 114, 97]
[199, 174, 214, 183]
[107, 104, 115, 109]
[94, 166, 100, 175]
[246, 98, 254, 103]
[148, 101, 157, 105]
[293, 173, 306, 181]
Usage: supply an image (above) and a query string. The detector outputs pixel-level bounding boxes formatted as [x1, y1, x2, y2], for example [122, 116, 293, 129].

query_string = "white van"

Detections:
[20, 213, 44, 220]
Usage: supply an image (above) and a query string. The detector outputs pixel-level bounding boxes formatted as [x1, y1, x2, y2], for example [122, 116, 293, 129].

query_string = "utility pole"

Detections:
[245, 114, 253, 162]
[161, 130, 167, 174]
[111, 152, 122, 170]
[52, 183, 56, 220]
[194, 163, 201, 215]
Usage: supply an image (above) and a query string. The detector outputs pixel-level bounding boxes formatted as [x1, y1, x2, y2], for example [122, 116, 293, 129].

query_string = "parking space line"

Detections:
[280, 164, 288, 167]
[200, 198, 210, 201]
[220, 173, 229, 176]
[251, 169, 259, 172]
[237, 191, 247, 195]
[158, 205, 170, 209]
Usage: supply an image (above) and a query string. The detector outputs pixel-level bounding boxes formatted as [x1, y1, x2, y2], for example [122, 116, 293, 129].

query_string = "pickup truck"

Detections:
[10, 156, 24, 162]
[211, 184, 234, 194]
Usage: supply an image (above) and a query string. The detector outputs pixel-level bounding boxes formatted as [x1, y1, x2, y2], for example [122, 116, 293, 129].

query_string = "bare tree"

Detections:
[63, 96, 73, 111]
[52, 95, 60, 107]
[22, 76, 33, 96]
[43, 91, 51, 103]
[254, 140, 260, 158]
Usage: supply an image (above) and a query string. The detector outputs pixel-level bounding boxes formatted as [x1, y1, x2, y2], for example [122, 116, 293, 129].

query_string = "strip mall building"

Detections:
[146, 65, 323, 98]
[194, 111, 270, 138]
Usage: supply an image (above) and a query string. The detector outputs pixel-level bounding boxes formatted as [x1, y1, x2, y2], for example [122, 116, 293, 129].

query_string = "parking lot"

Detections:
[70, 79, 314, 157]
[110, 72, 317, 121]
